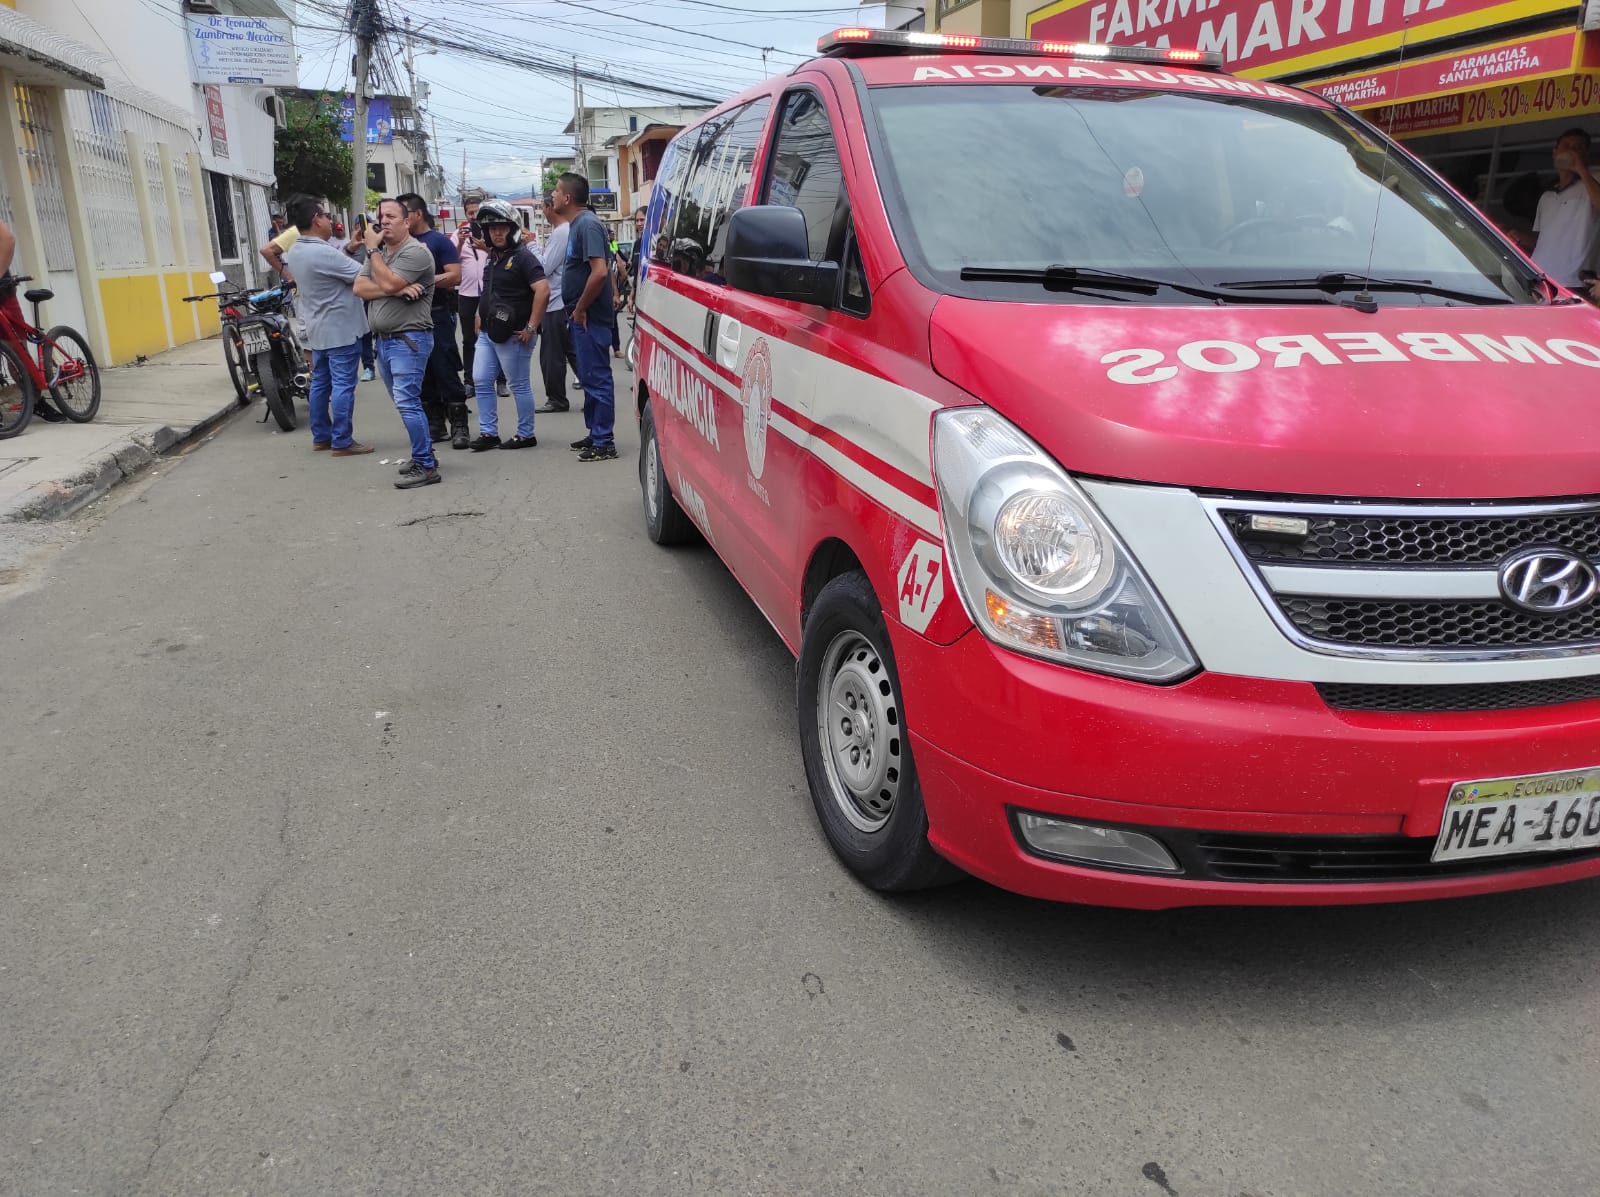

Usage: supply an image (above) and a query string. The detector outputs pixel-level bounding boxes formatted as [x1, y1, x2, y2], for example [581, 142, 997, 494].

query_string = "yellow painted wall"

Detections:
[164, 271, 200, 344]
[97, 274, 169, 365]
[937, 0, 1014, 36]
[190, 273, 221, 337]
[0, 2, 16, 9]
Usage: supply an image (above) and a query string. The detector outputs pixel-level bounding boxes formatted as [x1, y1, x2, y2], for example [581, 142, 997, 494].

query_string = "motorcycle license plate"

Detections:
[241, 326, 270, 357]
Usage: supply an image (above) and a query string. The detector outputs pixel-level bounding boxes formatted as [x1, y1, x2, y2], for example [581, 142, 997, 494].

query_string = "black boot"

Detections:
[449, 402, 471, 451]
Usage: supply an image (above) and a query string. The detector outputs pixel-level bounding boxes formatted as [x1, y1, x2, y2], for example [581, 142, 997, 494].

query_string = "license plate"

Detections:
[1432, 766, 1600, 863]
[241, 327, 270, 356]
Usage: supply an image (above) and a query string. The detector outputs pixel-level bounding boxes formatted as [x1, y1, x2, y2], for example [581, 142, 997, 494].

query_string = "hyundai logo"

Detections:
[1498, 548, 1600, 614]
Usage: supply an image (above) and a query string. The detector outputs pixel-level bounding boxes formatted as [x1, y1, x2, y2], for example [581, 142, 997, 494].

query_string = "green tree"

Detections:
[274, 98, 353, 207]
[541, 164, 567, 195]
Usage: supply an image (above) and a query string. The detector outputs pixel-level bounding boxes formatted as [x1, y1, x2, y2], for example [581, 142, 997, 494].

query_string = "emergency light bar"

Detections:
[817, 27, 1223, 70]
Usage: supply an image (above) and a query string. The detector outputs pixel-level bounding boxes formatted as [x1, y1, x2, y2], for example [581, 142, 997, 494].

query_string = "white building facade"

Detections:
[0, 0, 296, 364]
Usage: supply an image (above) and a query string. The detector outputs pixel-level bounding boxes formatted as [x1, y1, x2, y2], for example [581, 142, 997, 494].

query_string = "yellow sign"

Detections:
[1372, 72, 1600, 138]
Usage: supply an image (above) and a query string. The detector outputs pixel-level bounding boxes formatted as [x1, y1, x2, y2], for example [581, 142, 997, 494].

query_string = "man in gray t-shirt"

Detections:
[283, 195, 372, 455]
[354, 198, 442, 487]
[535, 192, 579, 413]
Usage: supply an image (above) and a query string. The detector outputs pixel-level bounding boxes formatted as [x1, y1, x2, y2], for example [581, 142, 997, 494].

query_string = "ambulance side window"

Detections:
[763, 90, 845, 263]
[659, 99, 771, 284]
[650, 135, 695, 268]
[841, 217, 872, 316]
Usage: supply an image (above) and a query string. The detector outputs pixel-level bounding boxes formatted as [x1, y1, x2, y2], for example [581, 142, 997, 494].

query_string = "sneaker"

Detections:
[577, 443, 618, 463]
[394, 461, 441, 489]
[331, 441, 375, 456]
[360, 367, 375, 382]
[495, 379, 510, 398]
[569, 436, 592, 452]
[499, 434, 537, 449]
[468, 433, 502, 452]
[536, 402, 568, 414]
[312, 441, 332, 451]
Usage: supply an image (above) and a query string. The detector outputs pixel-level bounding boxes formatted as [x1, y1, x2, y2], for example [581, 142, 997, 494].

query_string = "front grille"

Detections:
[1183, 831, 1600, 883]
[1279, 596, 1600, 649]
[1222, 506, 1600, 565]
[1318, 675, 1600, 713]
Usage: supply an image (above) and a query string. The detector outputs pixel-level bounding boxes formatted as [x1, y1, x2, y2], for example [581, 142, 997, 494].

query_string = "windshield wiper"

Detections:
[958, 264, 1251, 303]
[1219, 272, 1513, 306]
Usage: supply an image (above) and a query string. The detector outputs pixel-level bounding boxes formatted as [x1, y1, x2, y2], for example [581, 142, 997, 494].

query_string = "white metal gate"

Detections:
[14, 84, 77, 272]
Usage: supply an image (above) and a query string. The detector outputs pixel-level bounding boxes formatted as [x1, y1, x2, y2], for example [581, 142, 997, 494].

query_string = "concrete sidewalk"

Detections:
[0, 337, 240, 522]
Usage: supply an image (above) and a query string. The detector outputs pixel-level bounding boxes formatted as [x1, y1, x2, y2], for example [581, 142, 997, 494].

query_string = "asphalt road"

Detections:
[2, 366, 1598, 1197]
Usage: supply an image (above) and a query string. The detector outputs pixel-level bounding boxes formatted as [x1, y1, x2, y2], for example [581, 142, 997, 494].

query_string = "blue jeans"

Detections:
[474, 330, 536, 438]
[374, 330, 436, 469]
[309, 340, 361, 449]
[571, 318, 615, 449]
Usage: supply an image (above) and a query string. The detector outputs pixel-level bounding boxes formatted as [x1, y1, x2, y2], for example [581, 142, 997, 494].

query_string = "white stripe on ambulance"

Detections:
[639, 284, 943, 536]
[1102, 332, 1600, 384]
[645, 340, 722, 448]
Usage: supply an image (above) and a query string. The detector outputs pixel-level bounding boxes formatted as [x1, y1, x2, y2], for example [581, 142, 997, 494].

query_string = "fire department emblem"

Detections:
[741, 337, 774, 480]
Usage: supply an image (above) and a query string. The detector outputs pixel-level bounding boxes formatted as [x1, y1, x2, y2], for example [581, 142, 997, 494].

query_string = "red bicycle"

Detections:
[0, 273, 101, 439]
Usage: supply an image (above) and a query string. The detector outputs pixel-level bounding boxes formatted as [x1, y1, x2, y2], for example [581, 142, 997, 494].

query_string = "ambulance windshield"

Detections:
[867, 84, 1542, 306]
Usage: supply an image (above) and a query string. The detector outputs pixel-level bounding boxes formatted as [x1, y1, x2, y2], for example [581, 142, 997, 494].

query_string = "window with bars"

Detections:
[171, 153, 204, 267]
[14, 85, 78, 272]
[64, 89, 145, 272]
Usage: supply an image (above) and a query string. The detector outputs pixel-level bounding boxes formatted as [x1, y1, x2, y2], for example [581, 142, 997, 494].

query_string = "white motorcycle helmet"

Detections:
[476, 199, 522, 245]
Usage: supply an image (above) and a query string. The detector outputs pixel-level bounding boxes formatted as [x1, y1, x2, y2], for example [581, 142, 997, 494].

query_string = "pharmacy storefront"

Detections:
[1025, 0, 1600, 241]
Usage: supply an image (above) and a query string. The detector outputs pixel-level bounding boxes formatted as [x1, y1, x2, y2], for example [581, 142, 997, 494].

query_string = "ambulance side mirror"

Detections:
[725, 206, 839, 307]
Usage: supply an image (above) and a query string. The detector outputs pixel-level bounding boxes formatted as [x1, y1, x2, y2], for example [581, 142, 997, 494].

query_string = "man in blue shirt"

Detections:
[553, 172, 617, 462]
[281, 194, 373, 455]
[398, 193, 472, 449]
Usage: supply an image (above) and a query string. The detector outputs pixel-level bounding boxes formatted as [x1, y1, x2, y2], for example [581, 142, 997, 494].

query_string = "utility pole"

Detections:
[460, 144, 467, 203]
[572, 58, 583, 170]
[350, 0, 377, 218]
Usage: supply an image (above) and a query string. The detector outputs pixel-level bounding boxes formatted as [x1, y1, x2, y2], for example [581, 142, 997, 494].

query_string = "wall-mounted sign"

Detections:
[1026, 0, 1583, 80]
[1310, 29, 1581, 109]
[204, 84, 228, 158]
[1371, 71, 1600, 137]
[338, 96, 393, 145]
[590, 189, 618, 213]
[185, 15, 297, 87]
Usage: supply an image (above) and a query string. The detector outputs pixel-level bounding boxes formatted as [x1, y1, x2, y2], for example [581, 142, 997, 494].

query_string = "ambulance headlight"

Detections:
[932, 408, 1197, 683]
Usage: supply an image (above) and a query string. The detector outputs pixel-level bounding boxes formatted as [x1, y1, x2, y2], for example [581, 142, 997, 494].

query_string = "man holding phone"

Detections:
[345, 213, 377, 379]
[353, 198, 441, 489]
[1532, 128, 1600, 290]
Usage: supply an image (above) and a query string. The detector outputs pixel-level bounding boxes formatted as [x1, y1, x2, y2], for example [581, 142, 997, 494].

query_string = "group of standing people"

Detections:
[273, 171, 621, 491]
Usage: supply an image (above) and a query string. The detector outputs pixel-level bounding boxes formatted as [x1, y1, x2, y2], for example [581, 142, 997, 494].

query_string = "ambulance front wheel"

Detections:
[638, 400, 699, 546]
[797, 571, 963, 892]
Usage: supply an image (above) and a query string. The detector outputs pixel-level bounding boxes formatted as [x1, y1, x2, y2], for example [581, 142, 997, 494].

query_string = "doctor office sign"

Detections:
[185, 15, 297, 87]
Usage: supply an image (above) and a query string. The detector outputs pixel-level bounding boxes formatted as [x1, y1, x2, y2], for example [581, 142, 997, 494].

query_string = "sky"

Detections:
[289, 0, 897, 198]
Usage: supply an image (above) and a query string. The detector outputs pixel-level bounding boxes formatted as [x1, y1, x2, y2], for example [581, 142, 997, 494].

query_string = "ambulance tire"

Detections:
[798, 571, 963, 892]
[639, 401, 699, 546]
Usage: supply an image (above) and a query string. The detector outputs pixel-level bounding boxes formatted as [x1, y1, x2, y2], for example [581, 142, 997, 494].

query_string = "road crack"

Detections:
[132, 784, 296, 1192]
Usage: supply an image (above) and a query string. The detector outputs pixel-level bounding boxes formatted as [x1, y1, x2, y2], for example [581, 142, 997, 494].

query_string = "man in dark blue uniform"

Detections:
[398, 193, 472, 448]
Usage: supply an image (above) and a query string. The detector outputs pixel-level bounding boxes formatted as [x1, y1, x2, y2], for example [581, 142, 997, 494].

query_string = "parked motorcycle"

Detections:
[183, 270, 307, 432]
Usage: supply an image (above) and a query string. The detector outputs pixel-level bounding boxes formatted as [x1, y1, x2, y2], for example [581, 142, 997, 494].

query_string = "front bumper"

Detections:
[897, 629, 1600, 909]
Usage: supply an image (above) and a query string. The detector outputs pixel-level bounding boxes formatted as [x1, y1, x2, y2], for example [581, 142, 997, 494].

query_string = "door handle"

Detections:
[716, 317, 742, 368]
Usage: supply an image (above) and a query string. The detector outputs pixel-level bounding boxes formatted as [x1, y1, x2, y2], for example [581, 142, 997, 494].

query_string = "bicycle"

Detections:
[0, 274, 101, 440]
[184, 270, 259, 407]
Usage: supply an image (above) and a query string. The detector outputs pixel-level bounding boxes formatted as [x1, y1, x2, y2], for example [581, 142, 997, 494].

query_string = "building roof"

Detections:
[0, 6, 105, 90]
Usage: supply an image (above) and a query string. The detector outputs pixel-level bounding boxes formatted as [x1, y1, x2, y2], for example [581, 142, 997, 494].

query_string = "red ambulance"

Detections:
[630, 28, 1600, 908]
